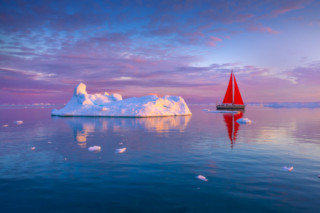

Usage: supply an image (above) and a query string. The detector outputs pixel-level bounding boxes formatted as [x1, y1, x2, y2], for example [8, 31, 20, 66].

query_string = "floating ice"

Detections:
[31, 147, 36, 151]
[88, 146, 101, 152]
[51, 83, 192, 117]
[264, 102, 320, 108]
[197, 175, 208, 182]
[283, 166, 294, 172]
[237, 118, 252, 124]
[116, 147, 126, 154]
[14, 120, 23, 125]
[3, 124, 8, 127]
[203, 109, 239, 114]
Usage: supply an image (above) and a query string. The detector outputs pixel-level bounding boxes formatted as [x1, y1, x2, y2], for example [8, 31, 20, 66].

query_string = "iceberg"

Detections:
[116, 147, 127, 154]
[14, 120, 23, 125]
[236, 118, 252, 124]
[88, 146, 101, 152]
[196, 175, 208, 182]
[282, 166, 294, 172]
[52, 83, 192, 117]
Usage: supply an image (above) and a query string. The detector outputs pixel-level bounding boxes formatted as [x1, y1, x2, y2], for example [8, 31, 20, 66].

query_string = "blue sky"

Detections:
[1, 0, 320, 103]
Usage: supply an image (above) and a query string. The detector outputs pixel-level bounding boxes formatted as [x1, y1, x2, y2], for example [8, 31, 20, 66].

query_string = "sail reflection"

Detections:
[53, 116, 191, 147]
[223, 111, 243, 146]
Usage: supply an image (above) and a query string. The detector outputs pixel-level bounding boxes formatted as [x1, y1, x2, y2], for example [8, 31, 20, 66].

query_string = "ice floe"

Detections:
[203, 109, 240, 114]
[236, 118, 252, 124]
[283, 166, 294, 172]
[52, 83, 192, 117]
[14, 120, 23, 125]
[31, 147, 36, 151]
[88, 146, 101, 152]
[264, 102, 320, 108]
[116, 147, 126, 154]
[3, 124, 8, 127]
[197, 175, 208, 182]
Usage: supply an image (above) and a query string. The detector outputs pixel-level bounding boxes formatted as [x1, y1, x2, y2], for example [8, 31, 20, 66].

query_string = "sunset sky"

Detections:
[1, 0, 320, 104]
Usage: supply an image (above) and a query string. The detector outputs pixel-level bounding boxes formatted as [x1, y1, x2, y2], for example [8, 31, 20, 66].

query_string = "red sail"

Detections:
[222, 73, 233, 104]
[233, 75, 244, 105]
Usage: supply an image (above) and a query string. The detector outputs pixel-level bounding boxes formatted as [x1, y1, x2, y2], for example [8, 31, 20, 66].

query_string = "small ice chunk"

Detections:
[88, 146, 101, 152]
[116, 147, 126, 153]
[100, 107, 108, 111]
[237, 118, 252, 124]
[197, 175, 208, 181]
[3, 124, 8, 127]
[119, 142, 123, 145]
[48, 141, 52, 144]
[283, 166, 294, 172]
[14, 120, 23, 125]
[31, 147, 36, 151]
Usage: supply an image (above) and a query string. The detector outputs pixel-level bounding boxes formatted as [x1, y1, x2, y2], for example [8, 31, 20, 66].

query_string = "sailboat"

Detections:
[217, 71, 245, 110]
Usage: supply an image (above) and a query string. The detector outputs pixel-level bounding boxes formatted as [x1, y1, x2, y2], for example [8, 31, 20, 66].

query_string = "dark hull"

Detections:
[216, 104, 245, 110]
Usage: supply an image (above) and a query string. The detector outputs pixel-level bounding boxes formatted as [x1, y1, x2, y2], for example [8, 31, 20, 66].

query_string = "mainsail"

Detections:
[222, 72, 244, 105]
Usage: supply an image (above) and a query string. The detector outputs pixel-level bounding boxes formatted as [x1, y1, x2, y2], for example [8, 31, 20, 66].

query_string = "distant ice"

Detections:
[264, 102, 320, 108]
[116, 147, 126, 154]
[197, 175, 208, 182]
[203, 109, 240, 114]
[283, 166, 294, 172]
[14, 120, 23, 125]
[3, 124, 8, 127]
[52, 83, 192, 117]
[236, 118, 252, 124]
[88, 146, 101, 152]
[31, 147, 36, 151]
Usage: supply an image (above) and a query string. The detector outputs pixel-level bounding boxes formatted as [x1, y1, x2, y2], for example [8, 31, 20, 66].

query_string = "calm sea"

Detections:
[0, 105, 320, 213]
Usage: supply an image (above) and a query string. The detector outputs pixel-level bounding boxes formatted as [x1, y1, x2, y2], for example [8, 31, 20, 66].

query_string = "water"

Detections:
[0, 105, 320, 212]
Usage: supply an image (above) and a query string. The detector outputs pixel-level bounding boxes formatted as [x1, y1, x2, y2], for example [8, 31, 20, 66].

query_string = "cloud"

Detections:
[247, 24, 279, 34]
[207, 36, 222, 47]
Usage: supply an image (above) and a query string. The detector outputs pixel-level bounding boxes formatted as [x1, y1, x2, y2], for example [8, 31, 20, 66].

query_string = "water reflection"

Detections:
[53, 116, 191, 147]
[223, 111, 243, 147]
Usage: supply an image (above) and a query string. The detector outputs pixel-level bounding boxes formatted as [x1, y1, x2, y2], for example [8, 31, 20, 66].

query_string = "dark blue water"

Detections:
[0, 105, 320, 212]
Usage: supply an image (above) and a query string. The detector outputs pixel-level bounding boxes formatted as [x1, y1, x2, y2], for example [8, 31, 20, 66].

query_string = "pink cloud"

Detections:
[207, 36, 222, 47]
[247, 24, 279, 34]
[262, 0, 312, 18]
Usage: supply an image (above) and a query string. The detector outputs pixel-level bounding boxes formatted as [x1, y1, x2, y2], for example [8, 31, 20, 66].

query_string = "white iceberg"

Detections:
[116, 147, 127, 154]
[196, 175, 208, 182]
[236, 118, 252, 124]
[88, 145, 101, 152]
[14, 120, 23, 125]
[283, 166, 294, 172]
[52, 83, 192, 117]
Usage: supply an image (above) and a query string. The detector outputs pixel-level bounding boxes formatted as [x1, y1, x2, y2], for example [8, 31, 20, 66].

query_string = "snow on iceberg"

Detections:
[52, 83, 192, 117]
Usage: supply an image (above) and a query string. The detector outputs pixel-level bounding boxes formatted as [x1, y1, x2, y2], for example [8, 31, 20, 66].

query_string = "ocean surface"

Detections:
[0, 105, 320, 213]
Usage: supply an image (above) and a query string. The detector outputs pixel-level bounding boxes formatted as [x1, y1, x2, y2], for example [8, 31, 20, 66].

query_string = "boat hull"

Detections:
[216, 104, 245, 110]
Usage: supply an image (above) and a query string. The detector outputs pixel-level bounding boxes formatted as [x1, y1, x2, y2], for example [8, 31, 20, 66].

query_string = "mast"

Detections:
[232, 71, 234, 105]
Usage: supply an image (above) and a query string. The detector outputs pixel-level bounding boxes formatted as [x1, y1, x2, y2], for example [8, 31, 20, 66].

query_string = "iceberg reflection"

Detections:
[53, 116, 191, 147]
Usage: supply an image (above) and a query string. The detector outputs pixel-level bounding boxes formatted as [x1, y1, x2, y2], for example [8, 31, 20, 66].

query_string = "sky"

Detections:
[1, 0, 320, 104]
